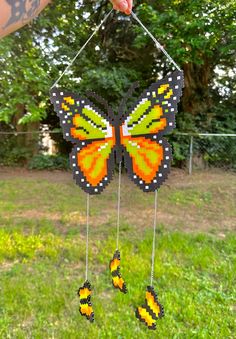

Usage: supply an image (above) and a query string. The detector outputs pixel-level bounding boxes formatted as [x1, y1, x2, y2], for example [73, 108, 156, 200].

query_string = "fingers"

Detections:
[126, 0, 133, 14]
[111, 0, 132, 15]
[111, 1, 128, 12]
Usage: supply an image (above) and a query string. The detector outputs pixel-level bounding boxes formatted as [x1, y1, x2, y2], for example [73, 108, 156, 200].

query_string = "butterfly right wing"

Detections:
[120, 70, 184, 192]
[50, 88, 115, 194]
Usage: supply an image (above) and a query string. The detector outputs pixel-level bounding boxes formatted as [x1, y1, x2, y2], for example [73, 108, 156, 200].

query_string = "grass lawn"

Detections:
[0, 168, 235, 338]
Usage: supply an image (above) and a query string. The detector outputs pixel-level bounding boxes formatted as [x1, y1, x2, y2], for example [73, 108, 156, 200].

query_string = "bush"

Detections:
[28, 154, 69, 170]
[0, 135, 31, 166]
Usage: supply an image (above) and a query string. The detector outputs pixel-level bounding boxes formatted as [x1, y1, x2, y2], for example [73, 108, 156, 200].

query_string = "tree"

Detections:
[0, 0, 235, 151]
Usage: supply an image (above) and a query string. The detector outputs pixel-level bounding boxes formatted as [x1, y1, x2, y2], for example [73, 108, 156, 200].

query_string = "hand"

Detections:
[110, 0, 133, 15]
[0, 0, 51, 38]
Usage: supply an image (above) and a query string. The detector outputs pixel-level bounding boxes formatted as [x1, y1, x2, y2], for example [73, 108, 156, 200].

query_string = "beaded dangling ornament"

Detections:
[50, 8, 184, 330]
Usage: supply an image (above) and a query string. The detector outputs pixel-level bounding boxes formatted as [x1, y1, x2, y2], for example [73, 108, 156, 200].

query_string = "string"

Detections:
[50, 10, 181, 89]
[116, 161, 122, 250]
[150, 189, 158, 287]
[131, 11, 181, 72]
[50, 9, 113, 89]
[85, 193, 90, 281]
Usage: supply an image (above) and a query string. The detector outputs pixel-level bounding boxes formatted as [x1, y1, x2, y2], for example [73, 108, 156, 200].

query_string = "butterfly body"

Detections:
[50, 70, 184, 195]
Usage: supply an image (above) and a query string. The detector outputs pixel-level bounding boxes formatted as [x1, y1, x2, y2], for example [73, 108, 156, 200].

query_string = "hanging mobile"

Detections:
[50, 9, 184, 329]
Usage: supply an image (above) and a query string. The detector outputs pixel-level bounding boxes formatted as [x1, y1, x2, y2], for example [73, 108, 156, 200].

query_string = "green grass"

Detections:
[168, 189, 213, 207]
[0, 170, 235, 338]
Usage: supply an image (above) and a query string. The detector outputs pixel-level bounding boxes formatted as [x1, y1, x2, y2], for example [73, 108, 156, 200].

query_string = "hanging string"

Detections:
[131, 11, 181, 72]
[85, 193, 90, 281]
[150, 189, 158, 287]
[50, 9, 113, 89]
[50, 9, 181, 89]
[116, 161, 122, 250]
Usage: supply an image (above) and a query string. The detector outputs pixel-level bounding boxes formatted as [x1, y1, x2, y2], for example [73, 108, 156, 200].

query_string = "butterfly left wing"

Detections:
[50, 88, 115, 194]
[120, 70, 184, 192]
[136, 286, 164, 330]
[109, 250, 127, 293]
[77, 280, 94, 323]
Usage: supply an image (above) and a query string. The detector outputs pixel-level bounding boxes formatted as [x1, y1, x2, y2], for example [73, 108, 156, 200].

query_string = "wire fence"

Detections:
[0, 130, 236, 173]
[174, 133, 236, 174]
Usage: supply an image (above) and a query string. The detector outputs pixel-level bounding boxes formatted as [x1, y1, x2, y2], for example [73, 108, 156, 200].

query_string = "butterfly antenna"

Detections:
[86, 91, 113, 116]
[118, 81, 139, 116]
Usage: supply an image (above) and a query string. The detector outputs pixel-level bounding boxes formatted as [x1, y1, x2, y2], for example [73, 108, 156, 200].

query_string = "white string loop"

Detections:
[50, 10, 181, 89]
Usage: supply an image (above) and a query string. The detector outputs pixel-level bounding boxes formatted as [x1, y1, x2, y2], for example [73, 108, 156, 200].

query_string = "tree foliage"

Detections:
[0, 0, 235, 135]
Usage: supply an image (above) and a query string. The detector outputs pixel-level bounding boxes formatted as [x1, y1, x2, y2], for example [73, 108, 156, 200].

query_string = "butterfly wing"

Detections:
[120, 70, 184, 192]
[136, 306, 157, 330]
[79, 302, 94, 322]
[50, 88, 115, 194]
[136, 286, 164, 330]
[77, 280, 94, 322]
[109, 250, 127, 293]
[146, 286, 164, 319]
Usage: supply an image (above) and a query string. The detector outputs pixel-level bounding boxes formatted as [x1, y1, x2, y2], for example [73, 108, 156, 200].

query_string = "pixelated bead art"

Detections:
[136, 286, 164, 330]
[50, 9, 184, 330]
[77, 280, 94, 323]
[109, 250, 127, 294]
[50, 69, 184, 195]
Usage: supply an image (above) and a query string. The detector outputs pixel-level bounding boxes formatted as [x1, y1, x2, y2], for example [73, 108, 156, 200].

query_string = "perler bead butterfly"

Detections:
[50, 70, 184, 195]
[136, 286, 164, 330]
[109, 250, 127, 294]
[77, 280, 94, 323]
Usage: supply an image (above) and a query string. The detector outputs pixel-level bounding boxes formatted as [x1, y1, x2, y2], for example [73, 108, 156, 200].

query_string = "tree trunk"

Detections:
[13, 104, 39, 158]
[182, 61, 213, 116]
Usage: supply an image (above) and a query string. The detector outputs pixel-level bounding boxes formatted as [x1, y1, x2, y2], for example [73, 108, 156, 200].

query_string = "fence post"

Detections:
[189, 135, 193, 175]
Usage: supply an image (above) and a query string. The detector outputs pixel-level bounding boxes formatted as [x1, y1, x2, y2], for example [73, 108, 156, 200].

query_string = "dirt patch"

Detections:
[0, 166, 72, 183]
[1, 166, 235, 187]
[13, 210, 61, 221]
[0, 167, 235, 234]
[0, 261, 18, 271]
